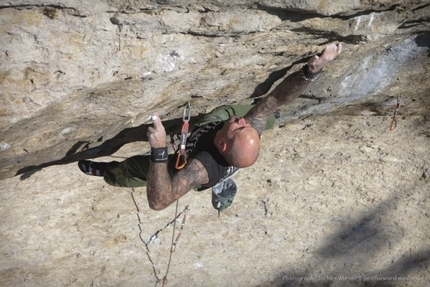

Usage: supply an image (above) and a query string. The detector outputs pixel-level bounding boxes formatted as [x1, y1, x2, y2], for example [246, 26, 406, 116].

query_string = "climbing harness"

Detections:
[212, 177, 238, 218]
[390, 98, 400, 131]
[175, 102, 191, 170]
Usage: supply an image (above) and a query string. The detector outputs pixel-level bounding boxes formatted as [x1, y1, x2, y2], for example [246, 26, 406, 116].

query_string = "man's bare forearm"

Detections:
[245, 71, 309, 135]
[146, 158, 210, 211]
[245, 43, 342, 135]
[146, 162, 173, 210]
[145, 107, 211, 210]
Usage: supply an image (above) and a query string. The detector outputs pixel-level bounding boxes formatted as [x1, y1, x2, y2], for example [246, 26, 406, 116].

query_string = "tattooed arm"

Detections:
[244, 71, 308, 135]
[244, 43, 342, 135]
[146, 158, 209, 210]
[146, 114, 209, 210]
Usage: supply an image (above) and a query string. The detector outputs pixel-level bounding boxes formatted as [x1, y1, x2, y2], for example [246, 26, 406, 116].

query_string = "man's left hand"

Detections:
[147, 114, 167, 148]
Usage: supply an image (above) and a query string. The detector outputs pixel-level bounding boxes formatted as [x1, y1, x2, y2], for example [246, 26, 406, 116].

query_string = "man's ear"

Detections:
[217, 139, 228, 152]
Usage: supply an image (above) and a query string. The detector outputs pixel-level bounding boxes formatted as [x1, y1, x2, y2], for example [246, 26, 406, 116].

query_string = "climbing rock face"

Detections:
[0, 1, 429, 286]
[0, 1, 428, 179]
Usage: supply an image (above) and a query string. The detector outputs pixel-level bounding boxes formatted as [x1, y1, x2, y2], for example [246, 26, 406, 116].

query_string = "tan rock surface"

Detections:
[1, 1, 429, 286]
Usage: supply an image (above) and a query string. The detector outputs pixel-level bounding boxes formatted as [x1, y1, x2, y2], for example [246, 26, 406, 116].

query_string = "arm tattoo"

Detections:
[244, 71, 311, 135]
[146, 158, 209, 210]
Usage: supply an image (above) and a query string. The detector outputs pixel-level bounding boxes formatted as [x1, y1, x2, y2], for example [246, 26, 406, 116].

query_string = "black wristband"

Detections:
[301, 65, 321, 81]
[151, 147, 168, 162]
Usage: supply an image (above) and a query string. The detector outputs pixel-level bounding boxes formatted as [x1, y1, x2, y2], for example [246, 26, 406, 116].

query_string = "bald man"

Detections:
[78, 43, 342, 211]
[214, 116, 260, 168]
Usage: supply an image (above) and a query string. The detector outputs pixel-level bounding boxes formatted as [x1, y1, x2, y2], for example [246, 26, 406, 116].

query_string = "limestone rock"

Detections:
[1, 1, 428, 180]
[0, 1, 429, 286]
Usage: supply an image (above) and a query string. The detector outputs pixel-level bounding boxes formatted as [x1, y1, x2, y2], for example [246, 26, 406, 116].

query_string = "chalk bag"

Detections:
[211, 178, 237, 211]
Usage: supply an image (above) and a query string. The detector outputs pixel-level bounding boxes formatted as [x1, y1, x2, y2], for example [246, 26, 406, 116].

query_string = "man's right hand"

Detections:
[147, 114, 167, 148]
[307, 42, 342, 73]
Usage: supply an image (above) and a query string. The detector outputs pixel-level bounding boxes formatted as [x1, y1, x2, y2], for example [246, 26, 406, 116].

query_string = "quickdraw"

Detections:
[390, 98, 400, 131]
[170, 206, 188, 253]
[161, 202, 189, 287]
[175, 102, 191, 170]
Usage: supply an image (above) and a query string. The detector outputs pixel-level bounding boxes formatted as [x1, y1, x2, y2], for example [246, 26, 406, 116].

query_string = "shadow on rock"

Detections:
[268, 195, 430, 287]
[15, 61, 299, 181]
[15, 115, 203, 180]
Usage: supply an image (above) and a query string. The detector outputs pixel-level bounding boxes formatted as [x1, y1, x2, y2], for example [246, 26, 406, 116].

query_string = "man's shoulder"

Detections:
[188, 150, 236, 189]
[173, 157, 210, 188]
[198, 105, 254, 126]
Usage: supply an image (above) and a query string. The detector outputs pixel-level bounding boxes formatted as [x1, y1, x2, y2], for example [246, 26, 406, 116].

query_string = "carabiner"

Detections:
[389, 98, 400, 131]
[183, 101, 191, 122]
[175, 102, 191, 170]
[175, 150, 187, 170]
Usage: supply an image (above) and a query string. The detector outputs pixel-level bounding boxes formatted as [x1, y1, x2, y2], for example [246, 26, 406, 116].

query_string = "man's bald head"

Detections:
[214, 116, 260, 168]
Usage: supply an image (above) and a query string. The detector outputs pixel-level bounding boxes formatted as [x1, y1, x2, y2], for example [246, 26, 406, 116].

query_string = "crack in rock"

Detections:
[130, 188, 187, 286]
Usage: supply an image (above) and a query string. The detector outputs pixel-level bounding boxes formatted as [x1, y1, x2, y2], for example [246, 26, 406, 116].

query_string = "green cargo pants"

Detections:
[103, 105, 276, 187]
